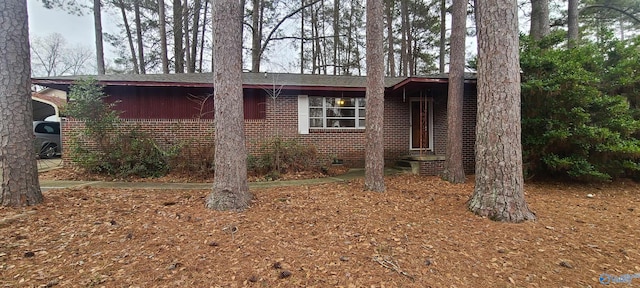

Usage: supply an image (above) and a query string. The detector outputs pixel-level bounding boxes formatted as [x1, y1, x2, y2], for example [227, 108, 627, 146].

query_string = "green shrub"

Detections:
[167, 140, 215, 177]
[65, 79, 171, 178]
[520, 33, 640, 181]
[247, 137, 319, 178]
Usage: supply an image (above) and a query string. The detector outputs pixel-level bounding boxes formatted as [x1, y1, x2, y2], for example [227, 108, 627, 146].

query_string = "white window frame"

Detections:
[308, 96, 366, 129]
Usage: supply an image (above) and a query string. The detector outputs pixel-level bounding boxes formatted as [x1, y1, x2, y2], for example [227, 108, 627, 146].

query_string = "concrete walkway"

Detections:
[39, 168, 403, 191]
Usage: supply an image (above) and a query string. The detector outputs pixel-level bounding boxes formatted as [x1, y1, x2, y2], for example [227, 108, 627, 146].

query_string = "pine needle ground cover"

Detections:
[1, 175, 638, 287]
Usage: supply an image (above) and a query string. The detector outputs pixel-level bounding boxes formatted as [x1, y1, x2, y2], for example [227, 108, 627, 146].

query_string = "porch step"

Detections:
[395, 160, 420, 174]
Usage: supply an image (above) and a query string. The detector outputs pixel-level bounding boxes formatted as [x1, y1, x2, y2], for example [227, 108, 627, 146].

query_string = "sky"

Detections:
[27, 0, 119, 61]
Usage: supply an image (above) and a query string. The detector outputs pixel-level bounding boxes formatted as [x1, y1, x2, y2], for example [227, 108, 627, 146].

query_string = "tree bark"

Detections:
[189, 0, 201, 73]
[442, 0, 466, 184]
[117, 0, 140, 74]
[469, 0, 535, 222]
[206, 0, 252, 211]
[439, 0, 446, 73]
[530, 0, 550, 40]
[399, 0, 408, 76]
[0, 0, 43, 206]
[250, 0, 262, 72]
[198, 0, 208, 72]
[173, 0, 184, 73]
[158, 0, 169, 73]
[94, 0, 106, 74]
[183, 0, 191, 73]
[332, 0, 339, 75]
[385, 0, 395, 76]
[365, 0, 385, 192]
[567, 0, 579, 47]
[134, 0, 145, 74]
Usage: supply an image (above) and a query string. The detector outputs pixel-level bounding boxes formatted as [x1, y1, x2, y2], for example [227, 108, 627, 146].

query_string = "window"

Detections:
[309, 97, 366, 129]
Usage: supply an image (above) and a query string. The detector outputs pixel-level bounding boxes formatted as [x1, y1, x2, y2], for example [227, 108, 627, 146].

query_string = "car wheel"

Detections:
[40, 144, 57, 159]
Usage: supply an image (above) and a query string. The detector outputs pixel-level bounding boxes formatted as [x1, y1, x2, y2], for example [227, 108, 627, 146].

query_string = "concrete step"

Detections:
[395, 160, 420, 174]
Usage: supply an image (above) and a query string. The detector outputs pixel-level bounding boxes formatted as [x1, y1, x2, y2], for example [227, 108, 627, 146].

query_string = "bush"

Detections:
[520, 33, 640, 181]
[247, 137, 320, 178]
[167, 141, 215, 177]
[65, 79, 171, 178]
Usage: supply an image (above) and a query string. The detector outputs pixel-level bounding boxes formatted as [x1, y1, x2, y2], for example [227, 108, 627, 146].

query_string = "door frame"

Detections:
[409, 97, 434, 151]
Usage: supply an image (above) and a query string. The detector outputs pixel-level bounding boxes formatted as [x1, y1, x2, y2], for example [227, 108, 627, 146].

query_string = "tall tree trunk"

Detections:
[399, 0, 408, 76]
[190, 0, 201, 73]
[439, 0, 446, 73]
[301, 0, 305, 74]
[183, 0, 191, 73]
[530, 0, 550, 40]
[469, 0, 535, 222]
[173, 0, 184, 73]
[385, 0, 395, 76]
[158, 0, 169, 73]
[0, 0, 43, 206]
[332, 0, 339, 75]
[312, 7, 319, 73]
[567, 0, 579, 47]
[118, 0, 140, 74]
[134, 0, 146, 74]
[206, 0, 252, 211]
[442, 0, 466, 183]
[250, 0, 262, 72]
[94, 0, 106, 74]
[198, 0, 208, 72]
[365, 0, 385, 192]
[406, 6, 413, 76]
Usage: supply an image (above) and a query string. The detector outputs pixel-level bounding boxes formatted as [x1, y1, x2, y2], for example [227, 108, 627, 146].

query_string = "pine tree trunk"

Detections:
[189, 0, 201, 73]
[94, 0, 105, 74]
[365, 0, 385, 192]
[567, 0, 579, 47]
[332, 0, 339, 75]
[439, 0, 446, 73]
[198, 0, 208, 72]
[251, 0, 261, 72]
[0, 0, 43, 207]
[469, 0, 536, 222]
[173, 0, 184, 73]
[183, 0, 191, 73]
[158, 0, 169, 73]
[399, 0, 408, 76]
[385, 0, 395, 76]
[206, 0, 252, 211]
[134, 0, 145, 74]
[530, 0, 550, 40]
[442, 0, 466, 184]
[118, 0, 140, 74]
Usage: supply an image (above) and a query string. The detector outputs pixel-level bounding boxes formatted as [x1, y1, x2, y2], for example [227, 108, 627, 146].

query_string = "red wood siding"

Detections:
[104, 86, 265, 119]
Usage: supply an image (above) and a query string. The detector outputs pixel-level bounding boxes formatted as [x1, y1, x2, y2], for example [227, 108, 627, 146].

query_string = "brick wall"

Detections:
[61, 89, 478, 173]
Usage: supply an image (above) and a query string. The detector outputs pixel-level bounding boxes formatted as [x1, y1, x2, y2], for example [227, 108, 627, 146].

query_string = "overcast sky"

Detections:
[27, 0, 119, 60]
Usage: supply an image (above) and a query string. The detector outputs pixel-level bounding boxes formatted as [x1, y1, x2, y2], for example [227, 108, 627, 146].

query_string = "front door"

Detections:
[410, 99, 431, 150]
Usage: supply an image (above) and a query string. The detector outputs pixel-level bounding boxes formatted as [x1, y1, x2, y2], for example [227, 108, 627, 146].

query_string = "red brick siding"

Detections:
[61, 87, 478, 174]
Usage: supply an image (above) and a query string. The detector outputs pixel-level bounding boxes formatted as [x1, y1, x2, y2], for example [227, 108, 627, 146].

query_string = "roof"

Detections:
[32, 72, 476, 92]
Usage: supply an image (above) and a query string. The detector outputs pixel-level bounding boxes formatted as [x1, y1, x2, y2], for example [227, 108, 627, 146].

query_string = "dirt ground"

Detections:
[1, 175, 639, 287]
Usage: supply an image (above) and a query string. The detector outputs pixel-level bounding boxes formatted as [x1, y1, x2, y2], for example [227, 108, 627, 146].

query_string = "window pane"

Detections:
[326, 108, 341, 117]
[357, 98, 366, 107]
[341, 98, 356, 107]
[310, 118, 323, 127]
[310, 108, 323, 117]
[327, 119, 355, 128]
[358, 109, 365, 117]
[309, 97, 323, 107]
[337, 108, 356, 117]
[359, 119, 365, 127]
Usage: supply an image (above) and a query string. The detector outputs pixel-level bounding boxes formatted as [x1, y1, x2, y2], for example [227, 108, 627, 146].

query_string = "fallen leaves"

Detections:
[0, 175, 639, 287]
